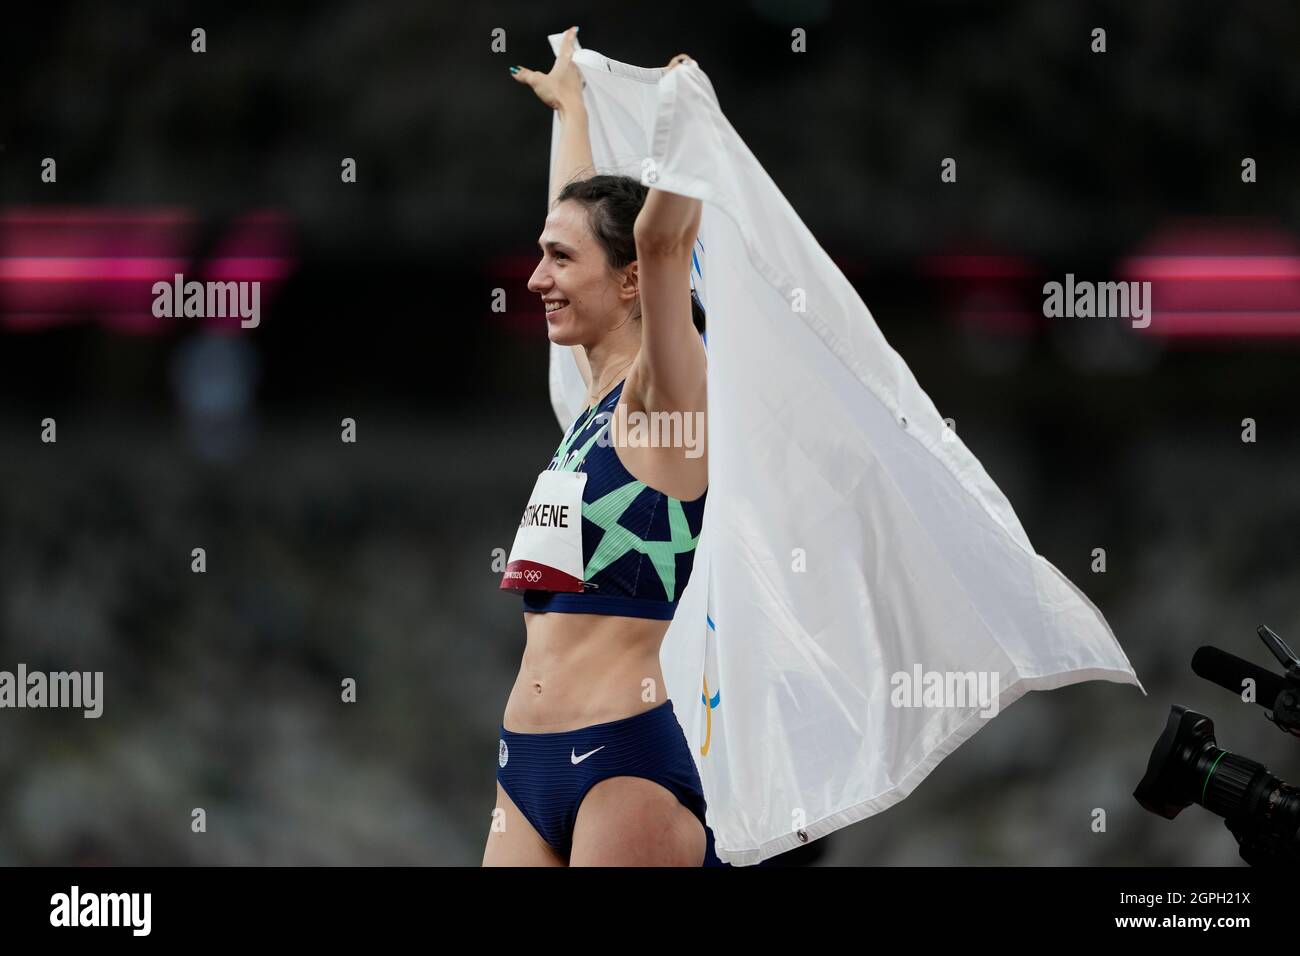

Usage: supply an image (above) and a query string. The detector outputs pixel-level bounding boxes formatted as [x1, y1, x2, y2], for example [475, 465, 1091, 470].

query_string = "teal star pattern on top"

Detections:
[582, 482, 700, 601]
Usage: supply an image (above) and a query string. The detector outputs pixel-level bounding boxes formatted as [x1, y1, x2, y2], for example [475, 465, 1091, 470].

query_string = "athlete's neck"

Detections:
[583, 341, 637, 409]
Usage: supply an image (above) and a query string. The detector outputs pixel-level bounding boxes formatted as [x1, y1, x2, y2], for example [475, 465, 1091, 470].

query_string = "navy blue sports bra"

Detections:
[522, 379, 707, 620]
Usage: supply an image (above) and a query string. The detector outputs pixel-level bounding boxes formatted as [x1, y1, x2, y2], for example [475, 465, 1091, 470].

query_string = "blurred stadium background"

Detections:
[2, 1, 1299, 865]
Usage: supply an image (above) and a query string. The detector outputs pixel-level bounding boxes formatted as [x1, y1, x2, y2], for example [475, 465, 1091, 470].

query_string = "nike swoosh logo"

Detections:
[571, 745, 605, 764]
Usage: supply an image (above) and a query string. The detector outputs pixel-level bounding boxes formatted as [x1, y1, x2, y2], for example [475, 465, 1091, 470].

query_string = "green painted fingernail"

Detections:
[509, 65, 520, 74]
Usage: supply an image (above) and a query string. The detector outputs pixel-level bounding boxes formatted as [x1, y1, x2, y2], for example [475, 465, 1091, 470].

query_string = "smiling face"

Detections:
[527, 200, 637, 347]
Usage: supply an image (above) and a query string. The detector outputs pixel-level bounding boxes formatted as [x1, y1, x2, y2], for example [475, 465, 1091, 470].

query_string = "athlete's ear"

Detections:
[618, 260, 639, 303]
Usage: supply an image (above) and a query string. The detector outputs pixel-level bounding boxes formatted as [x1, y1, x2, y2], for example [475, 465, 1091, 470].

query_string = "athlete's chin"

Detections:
[545, 320, 583, 347]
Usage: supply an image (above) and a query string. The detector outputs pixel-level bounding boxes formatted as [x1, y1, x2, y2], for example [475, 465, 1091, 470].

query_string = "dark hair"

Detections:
[555, 173, 706, 335]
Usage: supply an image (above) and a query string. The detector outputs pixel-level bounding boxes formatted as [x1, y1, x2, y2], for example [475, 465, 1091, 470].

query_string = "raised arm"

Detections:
[629, 54, 706, 415]
[551, 99, 595, 388]
[631, 186, 706, 415]
[549, 100, 594, 211]
[511, 26, 594, 388]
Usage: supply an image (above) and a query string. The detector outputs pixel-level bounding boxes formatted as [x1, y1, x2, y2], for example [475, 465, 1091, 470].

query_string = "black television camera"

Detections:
[1134, 625, 1300, 865]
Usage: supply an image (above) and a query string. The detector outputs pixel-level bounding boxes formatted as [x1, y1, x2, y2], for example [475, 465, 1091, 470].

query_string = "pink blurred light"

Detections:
[0, 207, 297, 333]
[1, 257, 190, 280]
[1130, 312, 1300, 337]
[1122, 256, 1300, 280]
[1120, 222, 1300, 338]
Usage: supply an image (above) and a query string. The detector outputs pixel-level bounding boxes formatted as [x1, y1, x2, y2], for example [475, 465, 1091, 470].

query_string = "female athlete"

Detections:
[483, 27, 710, 866]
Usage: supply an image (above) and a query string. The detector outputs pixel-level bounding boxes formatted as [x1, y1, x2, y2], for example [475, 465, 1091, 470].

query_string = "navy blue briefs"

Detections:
[496, 698, 710, 862]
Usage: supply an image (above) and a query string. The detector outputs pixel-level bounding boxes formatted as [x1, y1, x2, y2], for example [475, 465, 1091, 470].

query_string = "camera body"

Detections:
[1134, 625, 1300, 865]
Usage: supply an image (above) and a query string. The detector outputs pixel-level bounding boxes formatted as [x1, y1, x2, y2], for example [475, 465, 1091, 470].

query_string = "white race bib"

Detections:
[499, 469, 588, 592]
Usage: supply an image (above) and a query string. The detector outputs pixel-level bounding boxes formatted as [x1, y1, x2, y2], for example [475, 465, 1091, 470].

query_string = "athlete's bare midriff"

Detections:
[502, 611, 672, 733]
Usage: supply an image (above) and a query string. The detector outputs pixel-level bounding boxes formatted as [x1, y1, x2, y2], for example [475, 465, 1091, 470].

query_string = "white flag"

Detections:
[542, 32, 1144, 866]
